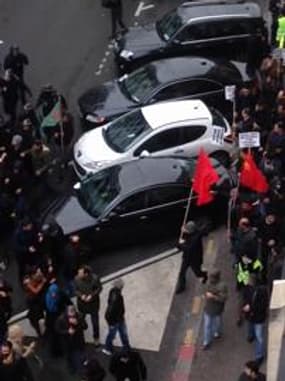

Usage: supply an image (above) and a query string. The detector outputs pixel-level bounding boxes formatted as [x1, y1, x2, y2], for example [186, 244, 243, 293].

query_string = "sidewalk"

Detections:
[190, 232, 266, 380]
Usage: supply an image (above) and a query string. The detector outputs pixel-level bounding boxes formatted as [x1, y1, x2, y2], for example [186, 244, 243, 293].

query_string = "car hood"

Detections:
[78, 80, 136, 118]
[74, 127, 122, 164]
[120, 24, 164, 54]
[55, 196, 96, 235]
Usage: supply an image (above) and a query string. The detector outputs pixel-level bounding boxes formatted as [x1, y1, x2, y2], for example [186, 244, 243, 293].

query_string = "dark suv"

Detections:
[114, 0, 268, 73]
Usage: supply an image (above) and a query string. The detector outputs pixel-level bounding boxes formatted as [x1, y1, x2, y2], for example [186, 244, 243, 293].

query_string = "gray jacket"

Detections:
[204, 281, 228, 316]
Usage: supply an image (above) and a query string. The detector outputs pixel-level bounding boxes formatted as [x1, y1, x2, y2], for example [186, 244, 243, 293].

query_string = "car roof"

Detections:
[141, 100, 211, 129]
[149, 56, 241, 84]
[178, 1, 261, 22]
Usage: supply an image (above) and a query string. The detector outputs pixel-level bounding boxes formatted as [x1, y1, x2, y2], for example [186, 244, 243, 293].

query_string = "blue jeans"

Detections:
[105, 321, 130, 352]
[203, 313, 222, 346]
[248, 322, 265, 360]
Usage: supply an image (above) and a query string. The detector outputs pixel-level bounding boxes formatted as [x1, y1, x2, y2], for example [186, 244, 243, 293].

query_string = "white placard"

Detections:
[211, 126, 224, 146]
[238, 131, 260, 148]
[225, 85, 236, 101]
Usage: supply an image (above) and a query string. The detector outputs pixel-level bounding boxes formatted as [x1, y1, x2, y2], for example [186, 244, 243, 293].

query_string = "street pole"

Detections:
[179, 187, 193, 241]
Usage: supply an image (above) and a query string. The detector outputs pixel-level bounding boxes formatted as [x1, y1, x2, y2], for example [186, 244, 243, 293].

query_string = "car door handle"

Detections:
[174, 149, 184, 154]
[139, 215, 148, 220]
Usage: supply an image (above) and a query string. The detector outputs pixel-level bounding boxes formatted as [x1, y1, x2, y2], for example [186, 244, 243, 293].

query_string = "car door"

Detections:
[150, 79, 224, 107]
[177, 125, 208, 157]
[132, 127, 183, 157]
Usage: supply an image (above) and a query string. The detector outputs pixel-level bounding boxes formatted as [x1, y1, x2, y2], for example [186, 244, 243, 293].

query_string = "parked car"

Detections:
[78, 56, 258, 130]
[113, 0, 268, 73]
[54, 156, 231, 248]
[73, 100, 234, 178]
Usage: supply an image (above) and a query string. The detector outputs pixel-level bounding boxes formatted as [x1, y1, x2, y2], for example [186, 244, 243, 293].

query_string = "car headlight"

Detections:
[86, 114, 106, 124]
[84, 161, 110, 170]
[120, 50, 134, 60]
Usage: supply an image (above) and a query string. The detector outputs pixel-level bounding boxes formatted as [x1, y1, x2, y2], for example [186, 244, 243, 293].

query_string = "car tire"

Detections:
[210, 151, 230, 168]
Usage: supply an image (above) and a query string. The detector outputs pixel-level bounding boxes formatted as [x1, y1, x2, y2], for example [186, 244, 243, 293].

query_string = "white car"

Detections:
[73, 100, 234, 178]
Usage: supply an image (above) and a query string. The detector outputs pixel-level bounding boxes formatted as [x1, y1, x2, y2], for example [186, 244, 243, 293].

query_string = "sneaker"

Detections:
[214, 333, 221, 339]
[247, 336, 254, 343]
[102, 348, 112, 356]
[202, 343, 210, 350]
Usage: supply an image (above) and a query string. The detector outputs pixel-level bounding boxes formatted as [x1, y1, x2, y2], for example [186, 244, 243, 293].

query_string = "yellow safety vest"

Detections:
[237, 259, 263, 285]
[277, 16, 285, 48]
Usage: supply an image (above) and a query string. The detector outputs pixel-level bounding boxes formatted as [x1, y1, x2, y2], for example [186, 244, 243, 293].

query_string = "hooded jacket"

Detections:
[105, 287, 125, 325]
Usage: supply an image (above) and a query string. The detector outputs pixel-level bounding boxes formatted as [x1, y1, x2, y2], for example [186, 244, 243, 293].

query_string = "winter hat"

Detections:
[113, 278, 124, 290]
[184, 221, 196, 234]
[11, 134, 23, 146]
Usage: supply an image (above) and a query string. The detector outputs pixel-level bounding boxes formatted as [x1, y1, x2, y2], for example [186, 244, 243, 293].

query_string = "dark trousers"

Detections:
[111, 7, 126, 37]
[46, 312, 62, 357]
[66, 348, 85, 374]
[177, 258, 207, 289]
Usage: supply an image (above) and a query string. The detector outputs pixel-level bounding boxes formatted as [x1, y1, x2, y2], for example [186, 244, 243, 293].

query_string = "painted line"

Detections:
[191, 296, 202, 315]
[9, 247, 180, 325]
[134, 1, 154, 17]
[178, 344, 195, 361]
[172, 370, 189, 381]
[183, 329, 194, 345]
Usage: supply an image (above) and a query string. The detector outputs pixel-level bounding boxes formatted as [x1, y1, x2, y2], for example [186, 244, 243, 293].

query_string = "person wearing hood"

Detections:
[176, 220, 208, 294]
[202, 269, 228, 350]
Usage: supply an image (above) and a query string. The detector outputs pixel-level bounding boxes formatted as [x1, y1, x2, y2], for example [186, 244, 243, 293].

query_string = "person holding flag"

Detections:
[176, 149, 220, 294]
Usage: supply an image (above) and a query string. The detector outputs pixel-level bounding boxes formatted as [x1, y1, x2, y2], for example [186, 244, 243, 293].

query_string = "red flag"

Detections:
[240, 153, 269, 193]
[192, 149, 220, 206]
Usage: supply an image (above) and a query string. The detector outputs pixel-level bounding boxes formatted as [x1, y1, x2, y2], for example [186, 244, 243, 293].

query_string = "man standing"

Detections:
[202, 269, 228, 350]
[4, 46, 29, 82]
[0, 340, 34, 381]
[74, 265, 102, 347]
[237, 360, 266, 381]
[242, 274, 269, 364]
[56, 305, 87, 375]
[176, 221, 208, 294]
[102, 0, 128, 39]
[102, 278, 130, 355]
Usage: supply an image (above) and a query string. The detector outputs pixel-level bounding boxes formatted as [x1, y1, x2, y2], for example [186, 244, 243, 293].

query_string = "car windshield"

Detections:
[77, 166, 121, 218]
[122, 66, 159, 102]
[210, 108, 228, 131]
[103, 109, 152, 153]
[156, 10, 183, 41]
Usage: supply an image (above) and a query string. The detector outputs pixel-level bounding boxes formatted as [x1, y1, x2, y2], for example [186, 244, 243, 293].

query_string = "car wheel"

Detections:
[210, 151, 230, 168]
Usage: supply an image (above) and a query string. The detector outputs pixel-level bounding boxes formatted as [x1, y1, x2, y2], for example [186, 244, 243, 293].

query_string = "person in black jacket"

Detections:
[176, 221, 208, 294]
[56, 304, 87, 374]
[110, 348, 147, 381]
[102, 278, 130, 355]
[0, 340, 34, 381]
[242, 275, 269, 364]
[107, 0, 128, 39]
[83, 356, 106, 381]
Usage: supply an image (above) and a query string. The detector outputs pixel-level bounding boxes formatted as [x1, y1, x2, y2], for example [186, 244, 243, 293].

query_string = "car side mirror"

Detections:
[139, 150, 150, 158]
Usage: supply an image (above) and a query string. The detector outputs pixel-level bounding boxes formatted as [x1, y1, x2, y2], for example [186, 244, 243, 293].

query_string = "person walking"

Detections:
[102, 0, 128, 39]
[202, 269, 228, 350]
[109, 348, 147, 381]
[237, 360, 266, 381]
[102, 278, 130, 355]
[56, 304, 87, 375]
[176, 221, 208, 294]
[4, 46, 29, 82]
[0, 340, 34, 381]
[242, 274, 269, 364]
[74, 265, 102, 347]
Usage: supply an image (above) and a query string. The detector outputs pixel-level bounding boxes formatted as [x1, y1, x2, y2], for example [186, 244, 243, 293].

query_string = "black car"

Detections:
[78, 56, 257, 129]
[113, 1, 268, 73]
[52, 156, 231, 249]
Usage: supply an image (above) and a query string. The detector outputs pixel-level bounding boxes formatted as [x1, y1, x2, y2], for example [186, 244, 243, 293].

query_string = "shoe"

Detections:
[102, 348, 112, 356]
[202, 273, 208, 284]
[214, 333, 221, 339]
[236, 318, 243, 327]
[247, 336, 254, 343]
[202, 343, 210, 350]
[175, 285, 185, 294]
[255, 356, 264, 365]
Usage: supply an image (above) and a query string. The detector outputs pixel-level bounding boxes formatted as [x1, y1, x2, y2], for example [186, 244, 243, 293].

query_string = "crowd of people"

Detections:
[0, 2, 285, 381]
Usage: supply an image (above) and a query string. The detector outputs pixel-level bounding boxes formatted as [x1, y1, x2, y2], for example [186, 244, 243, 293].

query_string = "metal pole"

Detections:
[179, 187, 193, 240]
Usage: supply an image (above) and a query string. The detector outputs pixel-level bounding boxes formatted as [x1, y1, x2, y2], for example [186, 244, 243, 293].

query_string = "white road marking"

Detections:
[135, 1, 154, 17]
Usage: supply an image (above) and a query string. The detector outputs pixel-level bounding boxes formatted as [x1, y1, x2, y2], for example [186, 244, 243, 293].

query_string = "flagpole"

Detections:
[179, 187, 193, 241]
[59, 95, 65, 157]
